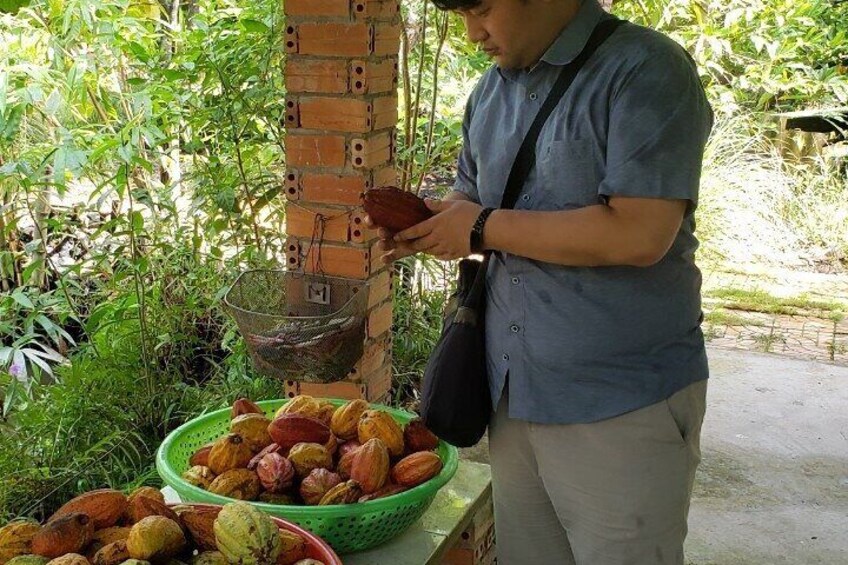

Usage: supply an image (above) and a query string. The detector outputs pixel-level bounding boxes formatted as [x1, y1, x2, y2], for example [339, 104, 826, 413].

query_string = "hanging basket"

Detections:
[224, 270, 369, 383]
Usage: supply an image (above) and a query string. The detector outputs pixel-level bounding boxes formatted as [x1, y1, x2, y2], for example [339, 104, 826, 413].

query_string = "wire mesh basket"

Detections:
[223, 270, 369, 383]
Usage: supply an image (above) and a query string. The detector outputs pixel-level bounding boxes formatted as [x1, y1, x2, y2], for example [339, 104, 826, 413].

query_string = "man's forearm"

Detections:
[482, 202, 681, 267]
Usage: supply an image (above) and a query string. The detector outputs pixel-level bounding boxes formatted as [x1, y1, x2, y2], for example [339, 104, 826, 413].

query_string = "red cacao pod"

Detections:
[362, 186, 433, 233]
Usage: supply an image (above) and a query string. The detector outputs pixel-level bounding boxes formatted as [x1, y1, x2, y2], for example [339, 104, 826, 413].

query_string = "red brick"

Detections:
[372, 166, 398, 188]
[351, 131, 393, 169]
[296, 23, 371, 57]
[372, 23, 401, 56]
[300, 240, 372, 279]
[352, 0, 400, 20]
[367, 269, 392, 309]
[286, 133, 346, 168]
[285, 97, 300, 127]
[286, 59, 349, 94]
[347, 334, 389, 380]
[367, 300, 393, 338]
[284, 170, 300, 200]
[291, 362, 391, 401]
[285, 0, 350, 17]
[299, 173, 370, 205]
[299, 97, 373, 133]
[286, 203, 351, 243]
[371, 95, 398, 130]
[350, 59, 398, 94]
[284, 25, 298, 54]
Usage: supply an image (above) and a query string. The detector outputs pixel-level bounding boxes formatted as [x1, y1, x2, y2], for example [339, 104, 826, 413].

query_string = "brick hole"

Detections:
[366, 119, 371, 127]
[353, 217, 362, 225]
[287, 115, 295, 121]
[367, 105, 372, 111]
[355, 80, 363, 89]
[355, 66, 364, 75]
[287, 26, 294, 33]
[353, 230, 361, 238]
[288, 257, 297, 264]
[356, 3, 364, 11]
[287, 101, 294, 108]
[462, 532, 470, 540]
[354, 157, 363, 165]
[286, 41, 294, 48]
[287, 173, 296, 180]
[355, 143, 364, 151]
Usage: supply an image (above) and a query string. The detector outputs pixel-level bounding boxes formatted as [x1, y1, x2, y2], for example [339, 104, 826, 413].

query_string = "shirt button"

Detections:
[502, 353, 510, 361]
[511, 277, 520, 285]
[521, 194, 530, 202]
[529, 92, 538, 101]
[510, 324, 520, 333]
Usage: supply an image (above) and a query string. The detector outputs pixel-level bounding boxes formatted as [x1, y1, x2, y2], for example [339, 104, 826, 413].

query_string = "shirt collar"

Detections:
[497, 0, 607, 81]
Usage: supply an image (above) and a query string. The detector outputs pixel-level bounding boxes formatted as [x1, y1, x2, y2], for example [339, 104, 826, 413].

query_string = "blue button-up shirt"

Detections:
[454, 0, 713, 424]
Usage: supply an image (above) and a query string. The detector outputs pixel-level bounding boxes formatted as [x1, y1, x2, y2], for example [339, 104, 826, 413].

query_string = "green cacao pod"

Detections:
[213, 502, 282, 564]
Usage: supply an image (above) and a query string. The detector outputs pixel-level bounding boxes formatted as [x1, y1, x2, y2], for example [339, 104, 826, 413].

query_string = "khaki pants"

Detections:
[489, 379, 707, 565]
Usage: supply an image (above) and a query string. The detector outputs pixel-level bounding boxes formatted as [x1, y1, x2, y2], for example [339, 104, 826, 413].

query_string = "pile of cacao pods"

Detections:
[0, 487, 326, 565]
[182, 396, 444, 506]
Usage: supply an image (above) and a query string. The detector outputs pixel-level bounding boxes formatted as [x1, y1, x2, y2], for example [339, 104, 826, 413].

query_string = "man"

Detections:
[371, 0, 713, 562]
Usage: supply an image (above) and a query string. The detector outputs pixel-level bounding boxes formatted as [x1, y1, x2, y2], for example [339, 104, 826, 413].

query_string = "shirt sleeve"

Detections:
[598, 39, 713, 212]
[453, 95, 481, 203]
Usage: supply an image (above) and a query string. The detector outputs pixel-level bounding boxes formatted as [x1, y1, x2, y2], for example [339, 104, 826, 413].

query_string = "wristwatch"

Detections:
[470, 207, 495, 254]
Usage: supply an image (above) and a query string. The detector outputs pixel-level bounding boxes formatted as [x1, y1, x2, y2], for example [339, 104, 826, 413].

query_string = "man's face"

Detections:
[456, 0, 552, 70]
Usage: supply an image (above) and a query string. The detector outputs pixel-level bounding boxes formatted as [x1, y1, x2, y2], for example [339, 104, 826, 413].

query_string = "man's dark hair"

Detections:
[430, 0, 483, 11]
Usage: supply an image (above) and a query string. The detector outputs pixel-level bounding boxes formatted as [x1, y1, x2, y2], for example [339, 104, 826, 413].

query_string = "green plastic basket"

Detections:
[156, 399, 459, 554]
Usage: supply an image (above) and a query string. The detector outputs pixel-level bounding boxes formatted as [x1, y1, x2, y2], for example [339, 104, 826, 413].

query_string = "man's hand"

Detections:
[393, 199, 483, 261]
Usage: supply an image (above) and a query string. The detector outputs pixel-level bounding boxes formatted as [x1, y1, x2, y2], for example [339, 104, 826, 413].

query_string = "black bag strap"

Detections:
[461, 17, 626, 311]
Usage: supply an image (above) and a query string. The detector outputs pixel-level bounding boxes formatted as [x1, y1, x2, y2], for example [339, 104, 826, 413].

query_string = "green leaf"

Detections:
[11, 290, 34, 310]
[240, 19, 269, 33]
[131, 211, 144, 231]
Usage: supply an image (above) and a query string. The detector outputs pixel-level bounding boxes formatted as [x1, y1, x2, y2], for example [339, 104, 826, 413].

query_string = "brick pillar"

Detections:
[282, 0, 400, 403]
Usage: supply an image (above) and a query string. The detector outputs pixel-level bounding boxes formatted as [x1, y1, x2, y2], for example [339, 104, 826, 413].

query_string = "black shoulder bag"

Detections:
[419, 18, 627, 447]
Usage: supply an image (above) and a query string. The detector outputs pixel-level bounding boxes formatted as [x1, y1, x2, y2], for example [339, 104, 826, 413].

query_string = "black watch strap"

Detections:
[470, 207, 495, 253]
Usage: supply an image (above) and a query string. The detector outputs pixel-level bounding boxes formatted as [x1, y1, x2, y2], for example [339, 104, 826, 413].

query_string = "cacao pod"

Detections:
[188, 444, 214, 468]
[0, 520, 41, 563]
[207, 469, 262, 501]
[48, 489, 127, 530]
[299, 468, 342, 506]
[207, 434, 254, 475]
[6, 557, 49, 565]
[91, 527, 131, 547]
[287, 443, 332, 479]
[256, 452, 295, 493]
[189, 552, 228, 565]
[267, 415, 330, 452]
[358, 483, 407, 503]
[336, 447, 358, 480]
[314, 402, 336, 428]
[337, 440, 361, 459]
[126, 516, 185, 561]
[92, 541, 130, 565]
[357, 410, 404, 457]
[323, 434, 338, 457]
[213, 502, 281, 564]
[230, 413, 273, 453]
[179, 506, 219, 552]
[350, 438, 390, 494]
[231, 398, 263, 419]
[44, 555, 88, 565]
[275, 530, 308, 565]
[274, 396, 320, 420]
[391, 451, 443, 487]
[126, 487, 164, 507]
[181, 466, 216, 490]
[247, 443, 283, 471]
[32, 513, 94, 558]
[403, 419, 439, 453]
[329, 399, 368, 441]
[126, 496, 180, 526]
[362, 186, 433, 233]
[318, 480, 362, 505]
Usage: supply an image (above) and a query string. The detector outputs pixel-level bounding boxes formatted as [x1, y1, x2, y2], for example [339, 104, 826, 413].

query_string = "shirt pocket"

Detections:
[537, 139, 601, 210]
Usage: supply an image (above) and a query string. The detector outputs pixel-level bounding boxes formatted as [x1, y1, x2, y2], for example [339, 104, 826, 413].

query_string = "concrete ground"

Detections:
[458, 346, 848, 564]
[686, 347, 848, 565]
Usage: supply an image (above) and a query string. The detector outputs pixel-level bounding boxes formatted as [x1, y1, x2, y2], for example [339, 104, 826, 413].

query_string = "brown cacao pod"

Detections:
[314, 402, 336, 427]
[329, 399, 368, 441]
[350, 438, 390, 494]
[91, 540, 129, 565]
[188, 444, 214, 467]
[48, 489, 127, 530]
[230, 413, 273, 453]
[274, 396, 320, 420]
[181, 466, 216, 489]
[323, 434, 338, 457]
[0, 520, 41, 563]
[255, 452, 295, 493]
[358, 483, 407, 503]
[391, 451, 443, 487]
[207, 434, 254, 475]
[126, 495, 180, 526]
[357, 410, 404, 457]
[275, 530, 308, 565]
[287, 443, 332, 479]
[32, 513, 94, 558]
[126, 487, 164, 507]
[91, 527, 131, 547]
[403, 419, 440, 453]
[298, 469, 342, 506]
[337, 440, 361, 459]
[44, 554, 89, 565]
[318, 480, 362, 506]
[247, 443, 283, 471]
[335, 446, 358, 481]
[179, 506, 219, 551]
[267, 414, 330, 452]
[126, 516, 185, 561]
[207, 469, 262, 501]
[362, 186, 433, 233]
[231, 397, 263, 419]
